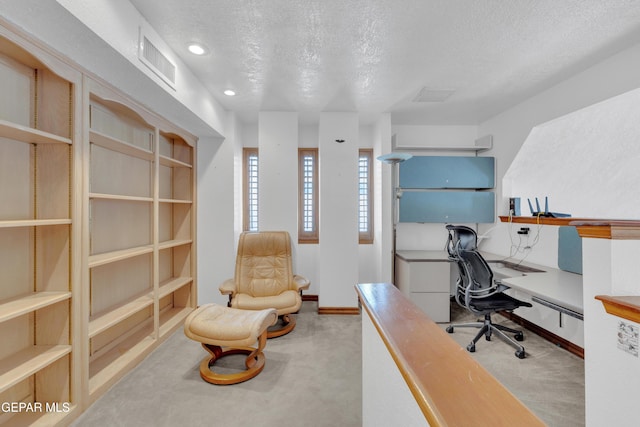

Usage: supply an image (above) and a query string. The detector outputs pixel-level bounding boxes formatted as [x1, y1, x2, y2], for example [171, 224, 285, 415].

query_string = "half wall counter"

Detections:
[356, 282, 544, 426]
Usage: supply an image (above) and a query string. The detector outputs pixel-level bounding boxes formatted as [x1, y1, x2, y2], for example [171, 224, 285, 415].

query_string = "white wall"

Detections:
[478, 41, 640, 267]
[196, 113, 238, 306]
[358, 125, 378, 285]
[55, 0, 226, 136]
[504, 88, 640, 219]
[258, 112, 299, 236]
[375, 114, 394, 283]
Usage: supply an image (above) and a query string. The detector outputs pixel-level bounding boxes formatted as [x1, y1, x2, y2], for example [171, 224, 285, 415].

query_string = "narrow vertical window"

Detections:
[359, 149, 374, 244]
[298, 148, 319, 243]
[243, 147, 259, 231]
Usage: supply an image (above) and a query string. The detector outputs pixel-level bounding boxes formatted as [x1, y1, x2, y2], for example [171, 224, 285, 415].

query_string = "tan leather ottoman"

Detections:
[184, 303, 277, 385]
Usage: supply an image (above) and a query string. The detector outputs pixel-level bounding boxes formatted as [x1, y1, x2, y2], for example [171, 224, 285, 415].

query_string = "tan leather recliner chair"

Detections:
[219, 231, 310, 338]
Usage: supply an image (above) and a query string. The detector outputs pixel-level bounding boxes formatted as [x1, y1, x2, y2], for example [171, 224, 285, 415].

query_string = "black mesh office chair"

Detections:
[445, 225, 532, 359]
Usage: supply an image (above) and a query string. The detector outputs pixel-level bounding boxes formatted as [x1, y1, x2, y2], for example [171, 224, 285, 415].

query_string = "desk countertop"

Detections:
[395, 249, 505, 262]
[501, 269, 583, 314]
[395, 250, 583, 314]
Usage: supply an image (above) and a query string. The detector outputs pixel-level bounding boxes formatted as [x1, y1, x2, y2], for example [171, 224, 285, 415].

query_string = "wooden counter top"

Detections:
[355, 282, 544, 427]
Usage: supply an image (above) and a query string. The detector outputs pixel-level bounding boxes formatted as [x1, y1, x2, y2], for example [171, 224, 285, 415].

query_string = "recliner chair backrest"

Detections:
[235, 231, 294, 297]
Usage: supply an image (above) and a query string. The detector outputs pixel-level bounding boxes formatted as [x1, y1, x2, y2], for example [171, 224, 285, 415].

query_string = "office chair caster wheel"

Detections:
[467, 344, 475, 353]
[514, 332, 524, 341]
[515, 349, 525, 359]
[446, 326, 454, 333]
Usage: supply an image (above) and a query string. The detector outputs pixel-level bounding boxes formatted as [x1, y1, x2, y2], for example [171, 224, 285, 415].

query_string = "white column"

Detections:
[318, 113, 359, 308]
[258, 112, 299, 237]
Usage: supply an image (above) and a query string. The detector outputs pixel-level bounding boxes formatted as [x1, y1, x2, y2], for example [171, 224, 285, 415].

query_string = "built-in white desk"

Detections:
[499, 266, 583, 315]
[395, 250, 584, 351]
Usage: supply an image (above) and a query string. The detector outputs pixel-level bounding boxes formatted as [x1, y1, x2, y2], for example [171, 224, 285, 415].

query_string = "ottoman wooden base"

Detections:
[199, 337, 267, 385]
[184, 303, 277, 385]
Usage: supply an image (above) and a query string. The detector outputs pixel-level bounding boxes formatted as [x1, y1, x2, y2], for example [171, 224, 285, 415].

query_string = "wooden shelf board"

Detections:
[89, 293, 154, 338]
[159, 155, 192, 168]
[158, 277, 193, 299]
[0, 345, 71, 394]
[88, 333, 155, 399]
[0, 292, 71, 323]
[90, 130, 154, 162]
[499, 215, 585, 226]
[499, 216, 640, 238]
[0, 119, 72, 145]
[159, 306, 193, 337]
[158, 198, 192, 204]
[0, 219, 71, 228]
[89, 192, 153, 202]
[88, 244, 154, 268]
[595, 295, 640, 323]
[159, 239, 192, 251]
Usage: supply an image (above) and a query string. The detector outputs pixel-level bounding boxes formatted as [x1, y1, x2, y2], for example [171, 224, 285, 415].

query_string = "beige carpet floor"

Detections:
[72, 300, 584, 426]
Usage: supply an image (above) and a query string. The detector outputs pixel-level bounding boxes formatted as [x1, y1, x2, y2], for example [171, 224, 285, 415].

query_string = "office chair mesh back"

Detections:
[446, 225, 482, 307]
[446, 224, 477, 257]
[458, 249, 515, 314]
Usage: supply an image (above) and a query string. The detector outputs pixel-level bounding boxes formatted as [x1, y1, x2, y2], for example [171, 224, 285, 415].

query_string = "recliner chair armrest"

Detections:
[219, 278, 237, 296]
[293, 275, 310, 292]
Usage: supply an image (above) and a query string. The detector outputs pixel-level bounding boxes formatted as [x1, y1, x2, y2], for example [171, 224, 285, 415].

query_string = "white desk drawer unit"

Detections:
[395, 251, 451, 322]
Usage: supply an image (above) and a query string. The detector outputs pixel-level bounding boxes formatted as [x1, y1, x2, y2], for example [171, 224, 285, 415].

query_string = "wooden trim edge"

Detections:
[302, 294, 318, 302]
[595, 295, 640, 324]
[317, 306, 360, 315]
[499, 311, 584, 359]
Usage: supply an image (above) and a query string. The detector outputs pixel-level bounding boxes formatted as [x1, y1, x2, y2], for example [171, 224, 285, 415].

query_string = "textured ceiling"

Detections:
[129, 0, 640, 125]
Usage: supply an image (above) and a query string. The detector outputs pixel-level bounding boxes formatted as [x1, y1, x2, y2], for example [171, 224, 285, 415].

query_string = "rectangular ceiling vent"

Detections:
[412, 87, 455, 103]
[138, 27, 176, 90]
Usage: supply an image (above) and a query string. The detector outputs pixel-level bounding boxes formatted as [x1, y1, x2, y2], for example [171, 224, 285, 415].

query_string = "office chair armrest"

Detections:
[293, 275, 311, 292]
[494, 280, 510, 293]
[219, 278, 237, 296]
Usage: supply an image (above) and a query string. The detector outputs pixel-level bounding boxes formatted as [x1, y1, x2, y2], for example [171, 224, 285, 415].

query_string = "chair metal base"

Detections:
[199, 331, 268, 385]
[267, 314, 296, 338]
[446, 313, 526, 359]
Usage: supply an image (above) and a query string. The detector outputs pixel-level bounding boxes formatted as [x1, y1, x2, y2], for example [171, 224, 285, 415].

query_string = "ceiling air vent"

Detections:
[412, 87, 455, 103]
[138, 28, 176, 90]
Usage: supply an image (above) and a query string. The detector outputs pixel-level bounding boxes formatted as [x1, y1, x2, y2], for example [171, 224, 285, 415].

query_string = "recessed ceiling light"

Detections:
[223, 89, 236, 96]
[187, 43, 207, 55]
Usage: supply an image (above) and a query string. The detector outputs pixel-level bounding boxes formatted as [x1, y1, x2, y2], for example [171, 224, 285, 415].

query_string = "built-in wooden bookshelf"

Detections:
[0, 24, 197, 425]
[85, 85, 196, 403]
[0, 32, 82, 426]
